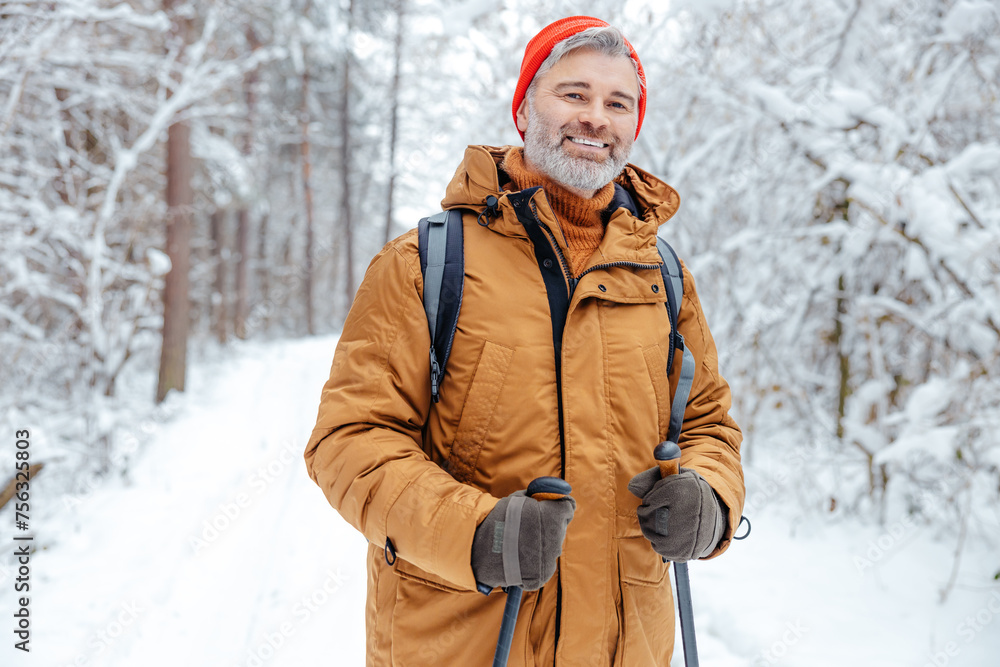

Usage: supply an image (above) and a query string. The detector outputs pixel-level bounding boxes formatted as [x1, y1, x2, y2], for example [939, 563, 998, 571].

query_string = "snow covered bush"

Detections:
[640, 0, 1000, 549]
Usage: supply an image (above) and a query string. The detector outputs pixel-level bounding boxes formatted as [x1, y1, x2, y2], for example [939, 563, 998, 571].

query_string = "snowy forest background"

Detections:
[2, 0, 1000, 663]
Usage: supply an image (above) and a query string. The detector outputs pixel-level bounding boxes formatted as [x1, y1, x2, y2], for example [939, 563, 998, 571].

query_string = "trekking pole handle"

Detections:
[653, 440, 700, 667]
[654, 441, 682, 478]
[488, 476, 572, 667]
[476, 477, 572, 597]
[526, 476, 572, 501]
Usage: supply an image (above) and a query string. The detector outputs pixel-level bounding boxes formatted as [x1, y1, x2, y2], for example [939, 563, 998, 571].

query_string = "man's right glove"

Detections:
[471, 490, 576, 591]
[628, 467, 727, 561]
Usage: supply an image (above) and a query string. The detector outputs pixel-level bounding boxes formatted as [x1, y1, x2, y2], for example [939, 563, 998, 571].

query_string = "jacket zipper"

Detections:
[530, 200, 577, 298]
[531, 205, 665, 293]
[576, 259, 663, 279]
[527, 199, 573, 664]
[528, 200, 575, 476]
[528, 203, 666, 664]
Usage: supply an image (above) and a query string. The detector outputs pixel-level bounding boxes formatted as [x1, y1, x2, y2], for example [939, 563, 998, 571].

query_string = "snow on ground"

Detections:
[2, 336, 998, 666]
[692, 513, 1000, 667]
[3, 336, 368, 667]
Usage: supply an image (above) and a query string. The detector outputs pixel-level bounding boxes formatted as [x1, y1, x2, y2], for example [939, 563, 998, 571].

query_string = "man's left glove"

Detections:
[627, 467, 727, 561]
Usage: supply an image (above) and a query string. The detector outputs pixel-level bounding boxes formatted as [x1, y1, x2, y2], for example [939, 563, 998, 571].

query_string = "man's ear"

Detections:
[515, 97, 529, 133]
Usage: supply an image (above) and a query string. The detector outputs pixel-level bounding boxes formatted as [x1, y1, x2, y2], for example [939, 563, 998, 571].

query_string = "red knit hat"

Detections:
[512, 16, 646, 140]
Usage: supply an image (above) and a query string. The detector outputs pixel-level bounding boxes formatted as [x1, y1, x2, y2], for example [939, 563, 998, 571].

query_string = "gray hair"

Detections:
[527, 25, 645, 101]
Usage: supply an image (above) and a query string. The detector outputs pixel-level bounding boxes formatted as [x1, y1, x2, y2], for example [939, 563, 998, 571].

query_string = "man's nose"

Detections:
[577, 100, 610, 130]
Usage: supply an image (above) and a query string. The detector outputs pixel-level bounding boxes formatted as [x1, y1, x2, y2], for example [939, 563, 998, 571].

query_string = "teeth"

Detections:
[569, 137, 606, 148]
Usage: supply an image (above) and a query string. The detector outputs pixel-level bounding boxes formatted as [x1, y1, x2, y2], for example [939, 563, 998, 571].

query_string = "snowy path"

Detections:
[7, 337, 369, 667]
[4, 336, 998, 666]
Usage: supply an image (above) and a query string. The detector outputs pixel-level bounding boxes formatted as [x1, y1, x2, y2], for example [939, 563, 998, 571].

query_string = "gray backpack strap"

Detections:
[656, 237, 696, 444]
[669, 344, 697, 445]
[657, 237, 750, 540]
[418, 209, 465, 403]
[422, 212, 449, 346]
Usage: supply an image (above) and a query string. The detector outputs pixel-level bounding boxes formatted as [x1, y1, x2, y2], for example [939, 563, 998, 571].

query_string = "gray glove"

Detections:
[471, 490, 576, 591]
[627, 467, 727, 561]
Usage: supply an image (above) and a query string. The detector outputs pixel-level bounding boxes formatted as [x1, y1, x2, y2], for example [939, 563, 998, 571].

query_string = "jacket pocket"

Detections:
[642, 343, 671, 443]
[390, 558, 510, 666]
[614, 536, 674, 666]
[447, 340, 514, 483]
[393, 556, 468, 594]
[617, 534, 668, 586]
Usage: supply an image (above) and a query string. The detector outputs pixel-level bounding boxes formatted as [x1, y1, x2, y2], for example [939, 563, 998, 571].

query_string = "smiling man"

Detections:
[305, 16, 745, 666]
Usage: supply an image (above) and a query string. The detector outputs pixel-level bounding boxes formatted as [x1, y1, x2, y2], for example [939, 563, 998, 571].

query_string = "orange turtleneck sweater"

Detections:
[501, 148, 615, 277]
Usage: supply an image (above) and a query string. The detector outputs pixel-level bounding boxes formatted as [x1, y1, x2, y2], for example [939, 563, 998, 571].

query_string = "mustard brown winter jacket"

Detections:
[304, 145, 745, 666]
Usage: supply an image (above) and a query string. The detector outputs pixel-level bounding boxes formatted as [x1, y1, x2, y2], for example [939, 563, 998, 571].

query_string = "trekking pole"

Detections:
[487, 476, 572, 667]
[654, 441, 700, 667]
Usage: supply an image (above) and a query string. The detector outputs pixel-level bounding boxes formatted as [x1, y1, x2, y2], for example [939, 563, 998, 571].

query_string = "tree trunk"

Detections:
[301, 66, 316, 336]
[257, 211, 270, 328]
[384, 0, 406, 246]
[247, 28, 270, 334]
[156, 0, 192, 403]
[232, 29, 261, 341]
[0, 463, 44, 511]
[234, 208, 250, 338]
[835, 271, 849, 440]
[340, 0, 357, 314]
[210, 209, 228, 344]
[156, 118, 193, 402]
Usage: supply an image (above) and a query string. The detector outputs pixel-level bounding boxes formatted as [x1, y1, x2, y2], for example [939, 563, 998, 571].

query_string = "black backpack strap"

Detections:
[656, 237, 696, 444]
[418, 209, 465, 403]
[656, 236, 684, 360]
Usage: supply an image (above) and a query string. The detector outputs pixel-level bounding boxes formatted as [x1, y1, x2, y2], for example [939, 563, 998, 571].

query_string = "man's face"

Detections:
[516, 48, 640, 197]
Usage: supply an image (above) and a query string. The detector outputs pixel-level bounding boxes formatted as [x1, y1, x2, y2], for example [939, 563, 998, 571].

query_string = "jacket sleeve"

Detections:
[304, 234, 497, 591]
[672, 262, 745, 559]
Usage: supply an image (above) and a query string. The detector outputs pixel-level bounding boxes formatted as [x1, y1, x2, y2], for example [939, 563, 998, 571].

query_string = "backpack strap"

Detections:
[658, 237, 749, 539]
[417, 209, 464, 403]
[656, 236, 696, 444]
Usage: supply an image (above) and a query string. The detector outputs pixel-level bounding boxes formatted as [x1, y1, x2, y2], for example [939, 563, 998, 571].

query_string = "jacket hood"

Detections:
[440, 145, 681, 228]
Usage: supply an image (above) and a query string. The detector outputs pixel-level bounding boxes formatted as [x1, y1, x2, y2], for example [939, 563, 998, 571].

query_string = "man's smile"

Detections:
[567, 136, 609, 149]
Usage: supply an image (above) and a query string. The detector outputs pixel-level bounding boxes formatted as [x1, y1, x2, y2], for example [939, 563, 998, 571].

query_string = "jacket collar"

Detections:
[440, 145, 681, 262]
[608, 183, 639, 218]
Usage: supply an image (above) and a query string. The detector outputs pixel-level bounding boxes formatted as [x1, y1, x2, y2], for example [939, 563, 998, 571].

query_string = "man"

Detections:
[305, 16, 744, 666]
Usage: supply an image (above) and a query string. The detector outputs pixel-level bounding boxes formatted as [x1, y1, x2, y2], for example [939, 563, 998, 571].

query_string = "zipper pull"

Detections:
[429, 347, 442, 403]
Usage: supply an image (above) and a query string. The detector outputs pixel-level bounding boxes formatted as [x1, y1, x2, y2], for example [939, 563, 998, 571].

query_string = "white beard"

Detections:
[522, 98, 633, 193]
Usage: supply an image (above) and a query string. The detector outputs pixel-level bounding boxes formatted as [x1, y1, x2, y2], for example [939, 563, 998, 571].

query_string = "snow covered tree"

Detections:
[640, 0, 1000, 554]
[1, 0, 278, 474]
[157, 0, 195, 402]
